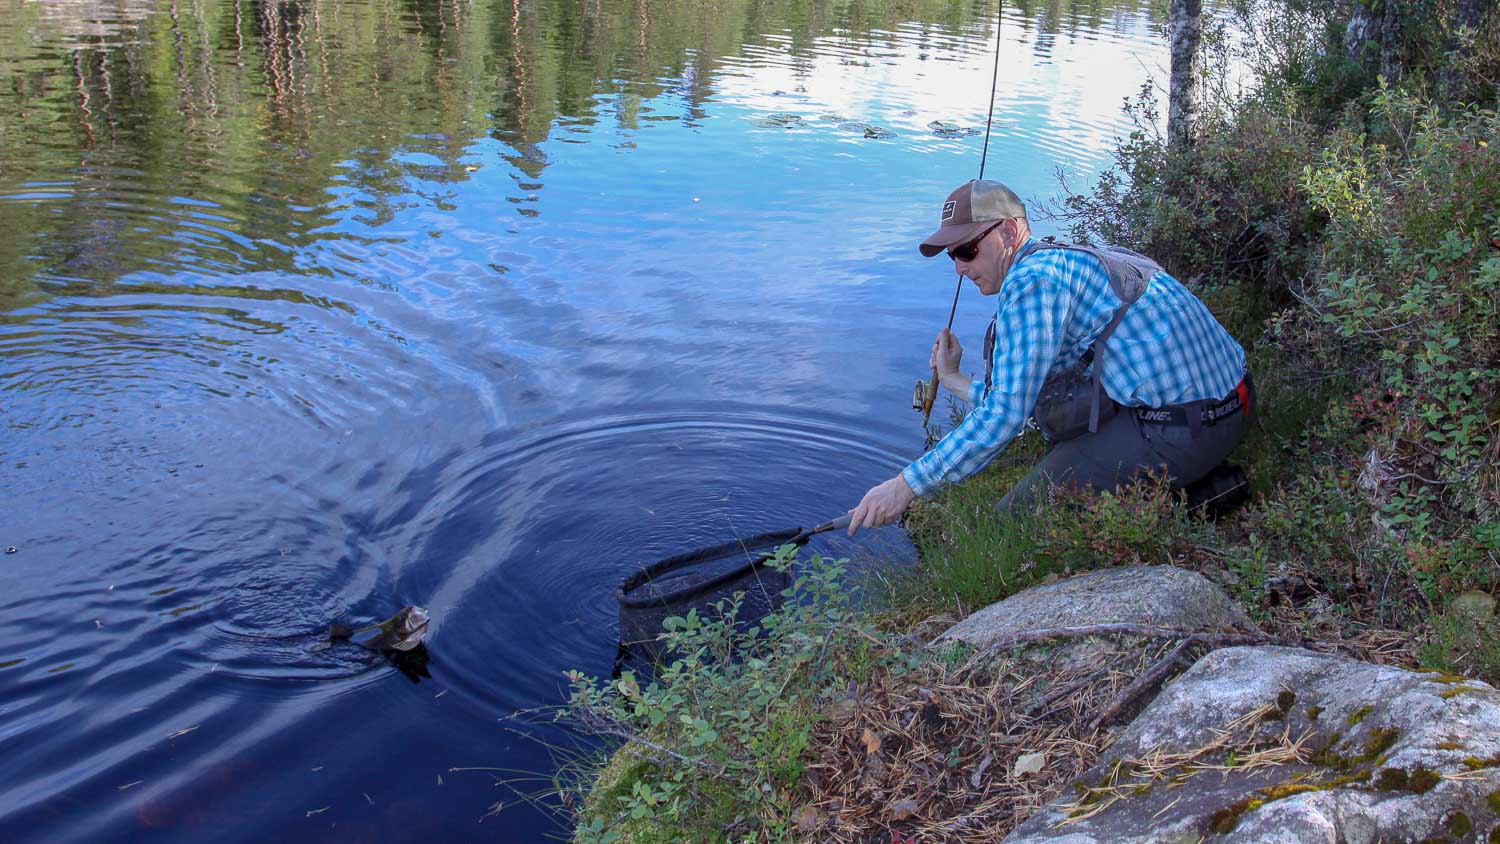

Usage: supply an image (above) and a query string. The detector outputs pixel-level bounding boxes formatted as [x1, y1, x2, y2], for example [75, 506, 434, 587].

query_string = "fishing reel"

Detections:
[912, 378, 935, 412]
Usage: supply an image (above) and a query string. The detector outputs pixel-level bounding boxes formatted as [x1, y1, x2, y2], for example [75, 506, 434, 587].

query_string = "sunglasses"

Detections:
[946, 223, 1001, 262]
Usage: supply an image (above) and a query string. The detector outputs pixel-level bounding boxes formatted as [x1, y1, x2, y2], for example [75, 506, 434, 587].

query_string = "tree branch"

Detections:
[1089, 635, 1201, 733]
[972, 622, 1222, 661]
[1087, 631, 1314, 732]
[585, 724, 730, 779]
[961, 623, 1333, 723]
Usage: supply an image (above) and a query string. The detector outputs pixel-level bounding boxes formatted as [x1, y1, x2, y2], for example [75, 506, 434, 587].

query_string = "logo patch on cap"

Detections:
[941, 201, 956, 222]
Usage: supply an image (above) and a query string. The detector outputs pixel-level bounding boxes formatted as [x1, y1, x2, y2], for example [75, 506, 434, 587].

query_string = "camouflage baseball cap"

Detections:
[918, 180, 1027, 257]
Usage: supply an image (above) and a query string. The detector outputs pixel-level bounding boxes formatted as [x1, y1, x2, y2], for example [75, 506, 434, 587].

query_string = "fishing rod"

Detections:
[918, 0, 1006, 427]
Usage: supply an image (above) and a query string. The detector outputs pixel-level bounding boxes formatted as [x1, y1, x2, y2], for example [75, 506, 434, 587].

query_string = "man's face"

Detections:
[949, 221, 1016, 295]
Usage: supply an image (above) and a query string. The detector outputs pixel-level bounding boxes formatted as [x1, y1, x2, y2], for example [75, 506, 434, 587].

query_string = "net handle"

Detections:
[805, 513, 852, 537]
[616, 514, 850, 609]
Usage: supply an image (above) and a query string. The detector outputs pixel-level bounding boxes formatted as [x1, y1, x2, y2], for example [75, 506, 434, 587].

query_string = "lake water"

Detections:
[0, 0, 1168, 839]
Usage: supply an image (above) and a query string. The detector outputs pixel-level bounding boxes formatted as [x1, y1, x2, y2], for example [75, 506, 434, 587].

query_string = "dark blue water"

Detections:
[0, 0, 1167, 839]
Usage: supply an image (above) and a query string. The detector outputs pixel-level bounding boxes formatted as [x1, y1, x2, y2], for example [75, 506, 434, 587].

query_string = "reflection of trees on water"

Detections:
[30, 0, 158, 49]
[0, 0, 1159, 295]
[1011, 0, 1152, 35]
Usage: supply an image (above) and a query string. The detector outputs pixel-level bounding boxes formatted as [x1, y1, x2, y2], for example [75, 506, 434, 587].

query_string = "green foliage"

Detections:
[891, 455, 1208, 616]
[1055, 83, 1327, 292]
[563, 549, 897, 843]
[1237, 464, 1402, 607]
[1291, 86, 1500, 539]
[1418, 607, 1500, 687]
[1028, 474, 1209, 571]
[1223, 0, 1368, 114]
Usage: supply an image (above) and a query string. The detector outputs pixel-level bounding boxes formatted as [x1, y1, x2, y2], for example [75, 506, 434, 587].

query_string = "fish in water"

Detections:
[329, 606, 430, 652]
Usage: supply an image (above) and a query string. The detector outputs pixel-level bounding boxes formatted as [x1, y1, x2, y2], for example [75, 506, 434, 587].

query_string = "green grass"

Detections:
[879, 427, 1224, 623]
[1418, 609, 1500, 686]
[876, 431, 1054, 617]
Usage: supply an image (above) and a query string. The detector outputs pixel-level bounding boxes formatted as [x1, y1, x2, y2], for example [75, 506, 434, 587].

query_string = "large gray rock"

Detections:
[939, 566, 1256, 650]
[1453, 590, 1497, 621]
[1007, 646, 1500, 843]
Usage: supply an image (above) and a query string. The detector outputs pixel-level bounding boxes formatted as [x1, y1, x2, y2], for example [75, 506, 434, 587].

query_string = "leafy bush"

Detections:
[1028, 473, 1209, 572]
[564, 549, 902, 843]
[1055, 36, 1499, 641]
[1053, 84, 1327, 293]
[1187, 85, 1500, 640]
[1289, 86, 1500, 537]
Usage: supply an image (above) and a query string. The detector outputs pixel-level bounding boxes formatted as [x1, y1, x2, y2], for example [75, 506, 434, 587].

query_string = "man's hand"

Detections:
[848, 475, 916, 535]
[931, 329, 973, 397]
[931, 329, 962, 377]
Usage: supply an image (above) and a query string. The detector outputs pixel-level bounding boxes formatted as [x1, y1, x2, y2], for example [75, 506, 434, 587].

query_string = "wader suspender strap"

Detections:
[1088, 301, 1132, 433]
[981, 240, 1158, 433]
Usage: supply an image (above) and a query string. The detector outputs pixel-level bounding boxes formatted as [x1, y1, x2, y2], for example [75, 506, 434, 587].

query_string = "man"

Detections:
[847, 179, 1252, 534]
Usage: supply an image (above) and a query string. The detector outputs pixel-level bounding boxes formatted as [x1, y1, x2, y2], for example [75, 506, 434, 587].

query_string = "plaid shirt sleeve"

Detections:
[902, 256, 1077, 497]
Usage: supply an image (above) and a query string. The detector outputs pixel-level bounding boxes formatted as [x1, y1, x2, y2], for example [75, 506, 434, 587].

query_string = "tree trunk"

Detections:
[1441, 0, 1493, 95]
[1345, 0, 1405, 79]
[1168, 0, 1202, 149]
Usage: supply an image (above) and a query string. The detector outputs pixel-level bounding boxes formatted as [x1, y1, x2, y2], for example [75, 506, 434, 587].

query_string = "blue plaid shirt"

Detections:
[903, 238, 1247, 497]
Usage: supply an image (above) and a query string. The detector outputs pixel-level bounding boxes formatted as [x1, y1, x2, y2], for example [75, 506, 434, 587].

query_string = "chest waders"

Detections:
[982, 239, 1162, 443]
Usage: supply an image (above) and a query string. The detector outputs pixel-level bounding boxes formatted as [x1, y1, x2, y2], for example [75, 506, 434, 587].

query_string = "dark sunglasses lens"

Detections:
[949, 241, 979, 262]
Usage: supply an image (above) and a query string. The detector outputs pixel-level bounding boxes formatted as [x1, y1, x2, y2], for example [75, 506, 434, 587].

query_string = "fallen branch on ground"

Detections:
[1085, 630, 1328, 732]
[968, 622, 1329, 666]
[587, 725, 728, 779]
[1088, 635, 1199, 732]
[959, 624, 1336, 730]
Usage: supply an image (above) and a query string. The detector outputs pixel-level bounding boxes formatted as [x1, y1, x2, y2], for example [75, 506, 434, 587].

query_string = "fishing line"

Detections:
[978, 0, 1005, 179]
[922, 0, 1005, 426]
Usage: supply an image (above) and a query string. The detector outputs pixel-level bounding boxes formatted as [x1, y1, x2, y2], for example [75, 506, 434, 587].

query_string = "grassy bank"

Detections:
[556, 3, 1499, 840]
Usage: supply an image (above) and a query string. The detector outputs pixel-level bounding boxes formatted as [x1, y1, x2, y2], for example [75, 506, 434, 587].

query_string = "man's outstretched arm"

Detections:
[847, 261, 1075, 534]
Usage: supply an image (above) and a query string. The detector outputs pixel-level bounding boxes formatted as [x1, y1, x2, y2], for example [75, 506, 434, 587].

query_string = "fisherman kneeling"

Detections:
[848, 179, 1254, 534]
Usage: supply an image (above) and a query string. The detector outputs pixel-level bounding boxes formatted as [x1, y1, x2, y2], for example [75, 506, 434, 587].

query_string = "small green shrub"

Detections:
[1419, 607, 1500, 688]
[1028, 473, 1208, 572]
[563, 549, 898, 843]
[1052, 84, 1326, 294]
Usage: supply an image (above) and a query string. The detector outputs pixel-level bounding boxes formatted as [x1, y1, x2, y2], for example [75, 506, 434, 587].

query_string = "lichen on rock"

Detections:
[1004, 647, 1500, 843]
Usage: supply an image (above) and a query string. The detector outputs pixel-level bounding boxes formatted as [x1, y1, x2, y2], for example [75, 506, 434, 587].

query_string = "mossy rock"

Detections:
[1006, 646, 1500, 844]
[1448, 810, 1473, 836]
[938, 566, 1255, 653]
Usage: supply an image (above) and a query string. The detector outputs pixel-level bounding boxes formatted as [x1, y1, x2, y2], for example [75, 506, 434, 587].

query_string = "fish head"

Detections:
[396, 606, 430, 636]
